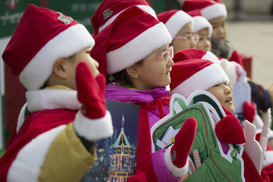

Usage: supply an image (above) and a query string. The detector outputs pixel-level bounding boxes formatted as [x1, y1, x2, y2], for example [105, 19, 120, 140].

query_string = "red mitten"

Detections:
[76, 62, 106, 119]
[243, 102, 256, 123]
[215, 115, 246, 144]
[74, 62, 112, 140]
[165, 118, 197, 177]
[127, 171, 148, 182]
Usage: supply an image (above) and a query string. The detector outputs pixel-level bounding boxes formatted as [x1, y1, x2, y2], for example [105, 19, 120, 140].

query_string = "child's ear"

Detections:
[126, 64, 139, 79]
[52, 57, 68, 79]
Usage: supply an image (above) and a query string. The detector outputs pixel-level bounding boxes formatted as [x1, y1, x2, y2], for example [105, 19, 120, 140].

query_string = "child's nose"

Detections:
[190, 41, 196, 48]
[225, 86, 231, 94]
[167, 58, 174, 67]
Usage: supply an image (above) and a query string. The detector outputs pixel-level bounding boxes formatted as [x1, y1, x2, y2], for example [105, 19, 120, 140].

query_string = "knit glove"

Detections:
[74, 62, 113, 141]
[243, 101, 256, 123]
[215, 114, 246, 144]
[165, 118, 197, 177]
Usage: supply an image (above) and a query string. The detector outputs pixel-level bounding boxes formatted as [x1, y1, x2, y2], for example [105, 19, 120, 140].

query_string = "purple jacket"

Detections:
[105, 83, 182, 181]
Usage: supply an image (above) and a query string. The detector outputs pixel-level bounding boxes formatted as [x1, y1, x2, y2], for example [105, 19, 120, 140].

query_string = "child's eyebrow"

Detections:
[182, 31, 193, 34]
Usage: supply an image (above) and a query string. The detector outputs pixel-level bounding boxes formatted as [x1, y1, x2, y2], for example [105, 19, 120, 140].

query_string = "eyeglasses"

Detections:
[144, 46, 174, 64]
[174, 34, 199, 43]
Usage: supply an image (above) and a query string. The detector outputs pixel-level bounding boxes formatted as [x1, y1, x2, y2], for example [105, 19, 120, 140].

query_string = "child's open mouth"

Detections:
[225, 97, 233, 104]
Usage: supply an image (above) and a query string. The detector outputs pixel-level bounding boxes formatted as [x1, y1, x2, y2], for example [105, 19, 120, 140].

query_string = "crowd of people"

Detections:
[1, 0, 273, 181]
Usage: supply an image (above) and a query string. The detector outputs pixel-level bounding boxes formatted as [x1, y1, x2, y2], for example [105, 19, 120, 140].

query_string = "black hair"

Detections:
[107, 60, 144, 87]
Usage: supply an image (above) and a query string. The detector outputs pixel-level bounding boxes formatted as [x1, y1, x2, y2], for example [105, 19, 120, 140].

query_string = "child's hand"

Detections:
[76, 61, 106, 119]
[215, 114, 246, 144]
[74, 61, 113, 141]
[165, 118, 197, 177]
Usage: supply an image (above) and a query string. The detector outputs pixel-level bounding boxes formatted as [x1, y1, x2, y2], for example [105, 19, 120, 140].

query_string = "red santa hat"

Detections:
[187, 9, 212, 37]
[170, 59, 229, 98]
[182, 0, 227, 20]
[157, 10, 194, 38]
[91, 6, 172, 76]
[2, 4, 94, 90]
[173, 48, 220, 64]
[91, 0, 157, 35]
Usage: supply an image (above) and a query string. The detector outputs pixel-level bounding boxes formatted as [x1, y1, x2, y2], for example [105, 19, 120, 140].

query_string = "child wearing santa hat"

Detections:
[157, 10, 199, 53]
[182, 0, 243, 66]
[186, 9, 212, 51]
[91, 6, 197, 182]
[91, 0, 157, 35]
[169, 57, 273, 181]
[182, 0, 273, 132]
[0, 4, 113, 182]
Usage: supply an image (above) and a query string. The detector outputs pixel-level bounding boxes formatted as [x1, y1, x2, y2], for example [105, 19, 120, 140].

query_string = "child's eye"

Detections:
[214, 84, 220, 87]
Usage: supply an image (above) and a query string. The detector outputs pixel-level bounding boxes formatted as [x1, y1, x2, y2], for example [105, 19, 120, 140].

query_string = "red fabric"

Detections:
[91, 0, 152, 35]
[243, 151, 270, 182]
[170, 59, 213, 90]
[256, 133, 273, 151]
[229, 50, 244, 68]
[262, 163, 273, 180]
[136, 105, 158, 182]
[91, 6, 161, 77]
[127, 171, 148, 182]
[135, 96, 170, 181]
[171, 118, 197, 168]
[0, 109, 76, 182]
[182, 0, 221, 12]
[215, 114, 246, 144]
[173, 48, 207, 63]
[144, 97, 169, 118]
[2, 4, 78, 75]
[157, 10, 179, 24]
[186, 9, 203, 17]
[243, 102, 256, 123]
[76, 62, 106, 119]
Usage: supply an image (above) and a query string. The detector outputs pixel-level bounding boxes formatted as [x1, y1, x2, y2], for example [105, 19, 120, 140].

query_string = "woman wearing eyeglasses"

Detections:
[157, 10, 199, 53]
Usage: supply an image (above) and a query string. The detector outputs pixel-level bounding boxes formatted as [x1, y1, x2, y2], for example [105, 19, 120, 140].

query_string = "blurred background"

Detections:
[0, 0, 273, 156]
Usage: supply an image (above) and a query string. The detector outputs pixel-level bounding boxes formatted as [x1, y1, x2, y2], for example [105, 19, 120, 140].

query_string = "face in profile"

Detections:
[209, 16, 227, 43]
[64, 47, 99, 90]
[131, 44, 174, 90]
[206, 82, 235, 113]
[196, 28, 211, 51]
[172, 23, 197, 53]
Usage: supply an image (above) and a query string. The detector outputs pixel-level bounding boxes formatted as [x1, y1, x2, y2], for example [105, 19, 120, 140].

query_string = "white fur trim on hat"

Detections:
[170, 64, 229, 98]
[106, 22, 172, 74]
[201, 3, 227, 20]
[164, 145, 189, 177]
[74, 110, 113, 140]
[19, 24, 95, 90]
[202, 51, 220, 64]
[98, 5, 157, 33]
[165, 11, 194, 38]
[7, 125, 66, 182]
[193, 16, 212, 37]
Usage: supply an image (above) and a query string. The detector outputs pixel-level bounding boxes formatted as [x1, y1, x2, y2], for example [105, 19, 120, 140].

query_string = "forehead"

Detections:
[176, 22, 193, 35]
[209, 16, 225, 25]
[197, 28, 209, 35]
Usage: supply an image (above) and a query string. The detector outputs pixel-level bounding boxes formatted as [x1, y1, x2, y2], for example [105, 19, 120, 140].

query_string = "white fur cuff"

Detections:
[74, 111, 113, 141]
[164, 145, 189, 177]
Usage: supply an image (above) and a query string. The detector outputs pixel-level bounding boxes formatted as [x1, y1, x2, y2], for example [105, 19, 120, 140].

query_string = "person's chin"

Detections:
[225, 105, 235, 113]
